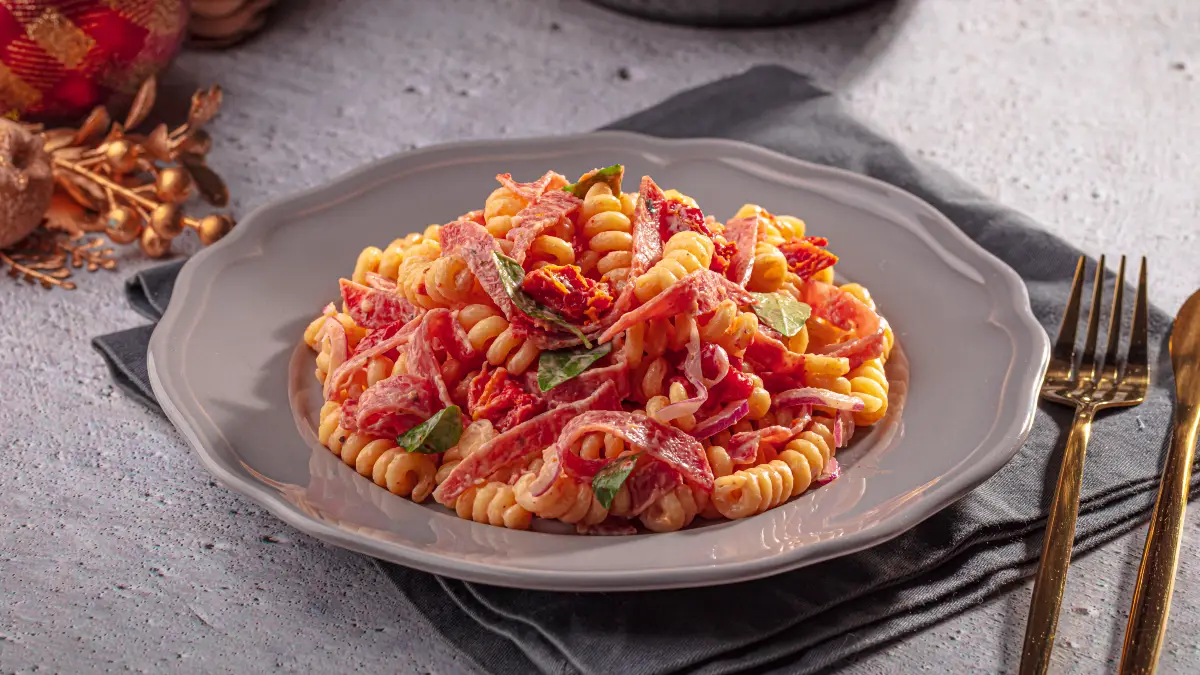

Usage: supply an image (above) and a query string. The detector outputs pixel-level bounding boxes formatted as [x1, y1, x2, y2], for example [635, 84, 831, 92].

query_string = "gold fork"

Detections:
[1019, 255, 1150, 675]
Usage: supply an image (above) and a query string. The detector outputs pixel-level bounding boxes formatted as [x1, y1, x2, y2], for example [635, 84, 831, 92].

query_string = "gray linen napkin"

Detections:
[94, 65, 1183, 675]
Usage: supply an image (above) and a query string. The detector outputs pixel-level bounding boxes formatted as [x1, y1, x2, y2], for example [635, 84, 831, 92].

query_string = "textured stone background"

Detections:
[2, 0, 1198, 673]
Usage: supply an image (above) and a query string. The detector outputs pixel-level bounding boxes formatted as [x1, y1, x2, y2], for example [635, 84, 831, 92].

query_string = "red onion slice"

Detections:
[690, 400, 750, 440]
[815, 457, 841, 486]
[775, 387, 865, 412]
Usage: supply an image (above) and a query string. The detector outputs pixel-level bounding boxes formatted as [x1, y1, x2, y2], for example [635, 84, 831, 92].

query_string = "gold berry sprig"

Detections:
[1, 75, 236, 289]
[40, 74, 235, 258]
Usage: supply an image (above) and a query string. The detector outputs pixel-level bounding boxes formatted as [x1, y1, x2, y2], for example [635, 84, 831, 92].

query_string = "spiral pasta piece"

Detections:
[529, 234, 575, 268]
[646, 381, 697, 432]
[483, 186, 526, 239]
[310, 313, 368, 388]
[457, 304, 541, 375]
[848, 357, 889, 426]
[436, 419, 496, 484]
[303, 310, 365, 350]
[423, 254, 478, 307]
[633, 231, 714, 302]
[746, 374, 772, 421]
[389, 239, 443, 309]
[840, 283, 894, 361]
[514, 472, 611, 526]
[785, 323, 810, 354]
[638, 356, 670, 400]
[733, 204, 805, 245]
[353, 246, 383, 284]
[577, 431, 626, 461]
[711, 420, 834, 519]
[580, 183, 633, 285]
[455, 482, 533, 529]
[639, 485, 704, 532]
[699, 445, 737, 519]
[317, 402, 439, 503]
[375, 233, 425, 280]
[661, 189, 699, 208]
[698, 299, 758, 357]
[747, 242, 787, 292]
[345, 355, 396, 399]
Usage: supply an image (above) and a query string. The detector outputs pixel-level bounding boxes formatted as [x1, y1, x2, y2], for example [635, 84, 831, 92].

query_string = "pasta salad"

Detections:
[303, 166, 894, 534]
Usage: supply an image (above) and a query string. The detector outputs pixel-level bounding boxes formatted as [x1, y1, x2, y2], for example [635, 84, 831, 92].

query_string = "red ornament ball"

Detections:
[0, 0, 189, 123]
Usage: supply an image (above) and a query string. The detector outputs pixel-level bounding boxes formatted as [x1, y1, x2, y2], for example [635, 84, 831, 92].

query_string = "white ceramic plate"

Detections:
[149, 132, 1049, 591]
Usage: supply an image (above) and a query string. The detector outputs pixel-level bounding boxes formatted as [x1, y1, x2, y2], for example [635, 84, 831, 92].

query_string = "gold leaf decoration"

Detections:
[1, 77, 236, 290]
[42, 128, 76, 154]
[56, 173, 101, 210]
[62, 237, 117, 272]
[43, 193, 101, 239]
[143, 123, 171, 161]
[182, 158, 230, 207]
[124, 75, 157, 130]
[73, 106, 111, 145]
[188, 86, 223, 130]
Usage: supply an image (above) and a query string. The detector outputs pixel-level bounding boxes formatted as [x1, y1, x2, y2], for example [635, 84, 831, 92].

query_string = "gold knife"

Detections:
[1119, 288, 1200, 674]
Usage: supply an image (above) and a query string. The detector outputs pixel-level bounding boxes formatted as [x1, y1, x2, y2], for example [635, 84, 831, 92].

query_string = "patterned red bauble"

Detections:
[0, 0, 189, 123]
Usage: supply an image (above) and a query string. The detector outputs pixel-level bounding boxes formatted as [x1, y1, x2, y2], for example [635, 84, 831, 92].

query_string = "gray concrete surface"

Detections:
[2, 0, 1198, 673]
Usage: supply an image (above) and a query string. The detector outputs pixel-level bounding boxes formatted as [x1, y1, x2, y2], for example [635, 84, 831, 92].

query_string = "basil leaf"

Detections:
[563, 164, 624, 198]
[592, 452, 643, 509]
[537, 342, 612, 392]
[750, 291, 812, 337]
[492, 251, 591, 347]
[396, 406, 463, 454]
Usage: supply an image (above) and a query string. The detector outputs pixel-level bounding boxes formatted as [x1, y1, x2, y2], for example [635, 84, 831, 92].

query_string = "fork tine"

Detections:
[1100, 255, 1126, 382]
[1079, 255, 1106, 382]
[1127, 256, 1149, 371]
[1053, 256, 1087, 369]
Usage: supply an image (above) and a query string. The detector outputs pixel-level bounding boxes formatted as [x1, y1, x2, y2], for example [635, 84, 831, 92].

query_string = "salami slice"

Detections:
[495, 170, 567, 202]
[339, 278, 418, 329]
[722, 215, 759, 287]
[353, 374, 439, 438]
[597, 270, 753, 344]
[439, 217, 514, 318]
[433, 381, 622, 505]
[629, 175, 666, 278]
[506, 190, 581, 264]
[530, 410, 714, 498]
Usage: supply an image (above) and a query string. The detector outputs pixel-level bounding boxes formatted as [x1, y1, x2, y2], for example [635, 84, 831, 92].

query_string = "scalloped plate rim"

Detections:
[148, 130, 1050, 591]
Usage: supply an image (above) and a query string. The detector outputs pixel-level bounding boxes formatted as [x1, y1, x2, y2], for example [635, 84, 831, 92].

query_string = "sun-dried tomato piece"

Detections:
[659, 199, 714, 240]
[467, 367, 545, 432]
[520, 264, 613, 324]
[778, 237, 839, 281]
[710, 238, 737, 275]
[704, 353, 755, 410]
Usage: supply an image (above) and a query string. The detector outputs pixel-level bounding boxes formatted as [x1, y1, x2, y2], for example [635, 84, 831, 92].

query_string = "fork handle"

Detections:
[1119, 401, 1200, 674]
[1020, 406, 1094, 675]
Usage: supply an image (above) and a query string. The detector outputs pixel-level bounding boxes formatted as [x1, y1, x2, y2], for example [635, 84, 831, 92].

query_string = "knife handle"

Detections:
[1119, 401, 1200, 674]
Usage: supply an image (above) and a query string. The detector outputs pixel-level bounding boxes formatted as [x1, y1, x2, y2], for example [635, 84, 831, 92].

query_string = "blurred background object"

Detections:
[587, 0, 885, 26]
[189, 0, 276, 49]
[0, 119, 53, 249]
[0, 0, 188, 123]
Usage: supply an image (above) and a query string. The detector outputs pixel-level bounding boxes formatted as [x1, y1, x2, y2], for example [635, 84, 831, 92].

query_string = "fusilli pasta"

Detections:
[633, 231, 714, 302]
[304, 165, 894, 535]
[711, 420, 834, 520]
[318, 402, 439, 503]
[457, 303, 541, 375]
[455, 482, 533, 529]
